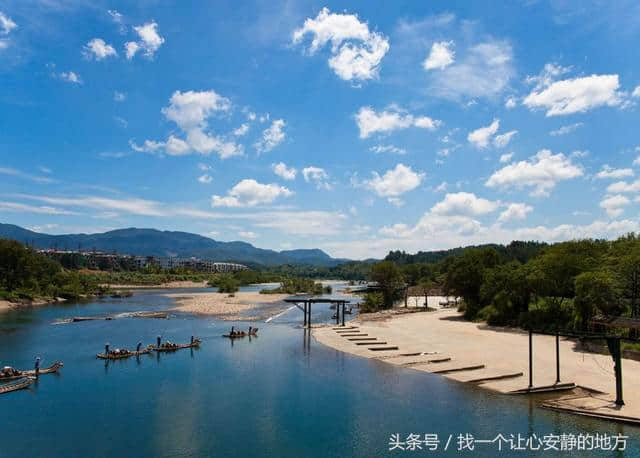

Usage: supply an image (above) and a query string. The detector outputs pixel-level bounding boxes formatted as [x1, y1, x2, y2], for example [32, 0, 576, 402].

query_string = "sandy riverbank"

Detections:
[166, 291, 291, 321]
[0, 297, 68, 313]
[104, 281, 209, 289]
[313, 308, 640, 423]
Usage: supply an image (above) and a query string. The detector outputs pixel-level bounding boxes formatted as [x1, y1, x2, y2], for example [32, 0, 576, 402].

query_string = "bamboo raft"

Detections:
[153, 339, 201, 352]
[223, 328, 258, 339]
[0, 361, 64, 381]
[0, 377, 34, 395]
[96, 346, 153, 360]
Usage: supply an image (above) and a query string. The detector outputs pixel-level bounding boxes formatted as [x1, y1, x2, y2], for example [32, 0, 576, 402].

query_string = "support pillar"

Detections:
[555, 330, 560, 384]
[528, 329, 533, 389]
[303, 302, 307, 327]
[336, 302, 340, 325]
[308, 302, 311, 328]
[606, 337, 624, 406]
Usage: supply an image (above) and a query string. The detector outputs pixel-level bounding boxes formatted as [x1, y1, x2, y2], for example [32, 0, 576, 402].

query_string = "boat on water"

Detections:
[73, 316, 113, 322]
[96, 344, 153, 360]
[0, 377, 35, 395]
[0, 361, 64, 381]
[153, 338, 201, 352]
[223, 327, 259, 338]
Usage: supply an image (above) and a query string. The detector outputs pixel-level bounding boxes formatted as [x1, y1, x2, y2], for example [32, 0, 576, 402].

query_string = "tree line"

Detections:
[364, 236, 640, 336]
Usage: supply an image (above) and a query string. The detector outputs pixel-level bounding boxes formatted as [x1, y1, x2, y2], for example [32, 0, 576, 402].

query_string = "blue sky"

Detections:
[2, 0, 640, 259]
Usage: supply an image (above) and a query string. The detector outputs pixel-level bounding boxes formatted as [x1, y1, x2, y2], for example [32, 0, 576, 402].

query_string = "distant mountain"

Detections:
[0, 223, 347, 267]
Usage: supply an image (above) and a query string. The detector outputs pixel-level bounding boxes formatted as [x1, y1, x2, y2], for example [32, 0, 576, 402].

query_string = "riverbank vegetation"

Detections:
[367, 237, 640, 337]
[259, 278, 331, 295]
[0, 239, 108, 302]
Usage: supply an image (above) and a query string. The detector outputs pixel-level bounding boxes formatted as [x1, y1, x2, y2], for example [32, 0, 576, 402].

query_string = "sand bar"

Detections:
[313, 308, 640, 423]
[104, 280, 209, 289]
[167, 291, 290, 321]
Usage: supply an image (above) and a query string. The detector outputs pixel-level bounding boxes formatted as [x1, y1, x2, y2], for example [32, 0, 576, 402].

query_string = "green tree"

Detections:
[574, 270, 619, 330]
[370, 261, 405, 309]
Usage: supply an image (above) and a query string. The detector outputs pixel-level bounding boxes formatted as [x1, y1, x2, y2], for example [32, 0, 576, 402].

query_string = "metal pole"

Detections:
[336, 302, 340, 325]
[303, 302, 307, 327]
[308, 303, 311, 328]
[528, 329, 533, 389]
[555, 330, 560, 384]
[342, 302, 345, 327]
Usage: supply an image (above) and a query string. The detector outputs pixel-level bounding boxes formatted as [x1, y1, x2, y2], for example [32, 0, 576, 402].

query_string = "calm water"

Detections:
[0, 286, 638, 457]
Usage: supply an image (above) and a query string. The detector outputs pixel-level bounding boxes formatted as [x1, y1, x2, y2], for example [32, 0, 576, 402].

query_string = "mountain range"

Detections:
[0, 223, 347, 267]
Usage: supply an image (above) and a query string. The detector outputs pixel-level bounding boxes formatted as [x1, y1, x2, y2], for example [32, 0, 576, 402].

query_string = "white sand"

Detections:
[166, 291, 290, 321]
[314, 308, 640, 421]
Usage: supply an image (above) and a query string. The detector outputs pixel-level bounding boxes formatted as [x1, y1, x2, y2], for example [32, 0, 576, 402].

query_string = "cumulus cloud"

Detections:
[468, 119, 499, 148]
[302, 166, 331, 190]
[125, 21, 164, 59]
[486, 149, 583, 196]
[600, 194, 630, 218]
[133, 90, 243, 159]
[363, 163, 424, 205]
[427, 39, 514, 100]
[498, 203, 533, 223]
[272, 162, 296, 180]
[423, 40, 455, 70]
[549, 122, 583, 136]
[607, 180, 640, 194]
[58, 71, 83, 84]
[292, 7, 389, 82]
[211, 179, 293, 207]
[369, 144, 407, 154]
[523, 67, 624, 116]
[431, 192, 499, 216]
[493, 130, 518, 148]
[594, 165, 634, 180]
[499, 153, 513, 163]
[254, 119, 286, 153]
[633, 86, 640, 98]
[198, 174, 212, 184]
[0, 11, 16, 35]
[233, 123, 250, 136]
[83, 38, 117, 60]
[504, 96, 517, 108]
[355, 106, 440, 139]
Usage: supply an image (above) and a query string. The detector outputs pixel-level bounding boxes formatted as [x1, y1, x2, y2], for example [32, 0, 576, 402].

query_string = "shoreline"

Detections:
[166, 291, 291, 321]
[103, 280, 210, 289]
[313, 308, 640, 424]
[0, 297, 68, 313]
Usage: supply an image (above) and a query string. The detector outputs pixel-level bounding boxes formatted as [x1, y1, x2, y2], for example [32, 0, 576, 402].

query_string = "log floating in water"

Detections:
[0, 377, 34, 395]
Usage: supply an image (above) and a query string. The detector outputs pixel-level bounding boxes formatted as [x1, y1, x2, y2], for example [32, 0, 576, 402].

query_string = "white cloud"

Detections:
[197, 163, 211, 171]
[0, 166, 55, 184]
[369, 144, 407, 155]
[239, 231, 258, 239]
[504, 96, 517, 108]
[302, 166, 331, 190]
[427, 39, 514, 100]
[423, 40, 455, 70]
[493, 130, 517, 148]
[523, 73, 624, 116]
[549, 122, 583, 136]
[364, 163, 424, 204]
[499, 153, 513, 163]
[600, 194, 630, 218]
[211, 179, 293, 207]
[125, 21, 164, 59]
[431, 192, 499, 216]
[633, 86, 640, 98]
[468, 119, 499, 148]
[272, 162, 297, 180]
[233, 123, 250, 136]
[108, 9, 126, 34]
[594, 165, 634, 180]
[198, 174, 212, 184]
[607, 180, 640, 194]
[254, 119, 286, 153]
[129, 139, 165, 153]
[58, 71, 83, 84]
[292, 7, 389, 83]
[0, 11, 17, 35]
[134, 90, 243, 159]
[355, 106, 440, 139]
[0, 201, 76, 215]
[434, 181, 447, 192]
[498, 203, 533, 223]
[113, 91, 126, 102]
[486, 149, 583, 196]
[83, 38, 117, 60]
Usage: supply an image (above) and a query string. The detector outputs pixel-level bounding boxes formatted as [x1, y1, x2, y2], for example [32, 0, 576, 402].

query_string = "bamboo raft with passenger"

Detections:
[153, 336, 201, 352]
[0, 360, 64, 381]
[96, 342, 153, 360]
[0, 377, 35, 395]
[223, 326, 258, 338]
